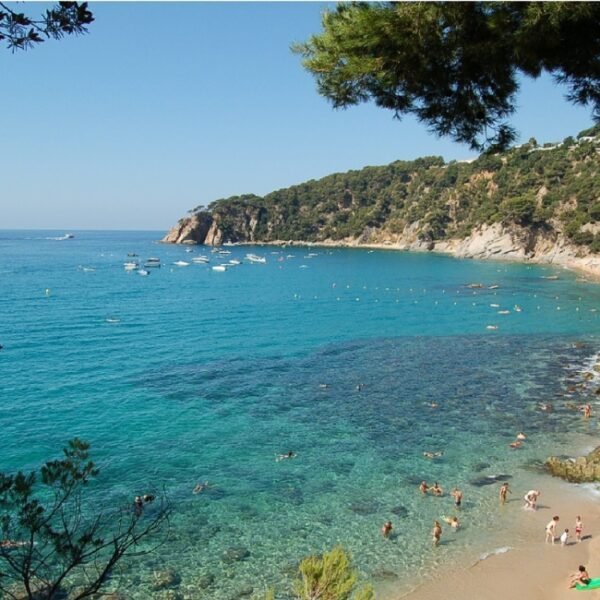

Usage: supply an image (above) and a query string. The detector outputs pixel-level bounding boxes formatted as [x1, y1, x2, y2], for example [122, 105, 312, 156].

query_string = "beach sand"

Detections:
[393, 479, 600, 600]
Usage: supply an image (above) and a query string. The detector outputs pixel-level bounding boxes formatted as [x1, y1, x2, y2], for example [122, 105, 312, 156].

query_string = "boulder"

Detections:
[546, 446, 600, 482]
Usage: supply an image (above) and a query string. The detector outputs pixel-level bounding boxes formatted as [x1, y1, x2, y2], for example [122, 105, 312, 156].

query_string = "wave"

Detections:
[472, 546, 513, 567]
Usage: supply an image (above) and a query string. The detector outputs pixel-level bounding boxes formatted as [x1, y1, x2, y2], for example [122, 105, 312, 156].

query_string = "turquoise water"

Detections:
[1, 230, 600, 599]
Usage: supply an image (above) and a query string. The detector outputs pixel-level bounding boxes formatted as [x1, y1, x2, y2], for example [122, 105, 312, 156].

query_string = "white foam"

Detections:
[476, 546, 513, 563]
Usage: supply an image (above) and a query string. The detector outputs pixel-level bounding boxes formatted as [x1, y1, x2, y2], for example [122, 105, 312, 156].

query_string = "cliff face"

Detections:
[162, 126, 600, 274]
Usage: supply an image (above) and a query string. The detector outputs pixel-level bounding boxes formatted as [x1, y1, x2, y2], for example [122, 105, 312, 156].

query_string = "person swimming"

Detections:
[423, 451, 443, 459]
[276, 451, 297, 462]
[431, 482, 443, 496]
[193, 481, 210, 494]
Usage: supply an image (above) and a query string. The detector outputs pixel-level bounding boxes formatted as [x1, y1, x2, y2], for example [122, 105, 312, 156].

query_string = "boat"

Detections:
[144, 257, 161, 268]
[497, 310, 511, 315]
[218, 250, 232, 255]
[245, 253, 267, 264]
[124, 261, 139, 271]
[541, 275, 559, 280]
[185, 248, 194, 253]
[127, 252, 138, 257]
[192, 256, 210, 264]
[79, 266, 95, 272]
[212, 265, 228, 272]
[228, 259, 241, 265]
[138, 269, 150, 276]
[173, 260, 190, 267]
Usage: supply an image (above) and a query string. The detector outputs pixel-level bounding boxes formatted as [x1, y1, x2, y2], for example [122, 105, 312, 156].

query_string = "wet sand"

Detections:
[394, 479, 600, 600]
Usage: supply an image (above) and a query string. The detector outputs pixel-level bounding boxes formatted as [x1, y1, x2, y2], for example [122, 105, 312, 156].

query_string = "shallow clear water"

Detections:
[1, 230, 600, 598]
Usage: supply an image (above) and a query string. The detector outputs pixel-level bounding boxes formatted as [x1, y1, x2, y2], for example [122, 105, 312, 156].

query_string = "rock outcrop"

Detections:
[546, 446, 600, 482]
[161, 213, 213, 245]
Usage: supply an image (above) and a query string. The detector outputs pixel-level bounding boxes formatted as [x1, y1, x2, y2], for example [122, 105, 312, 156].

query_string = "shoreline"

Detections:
[393, 477, 600, 600]
[235, 238, 600, 283]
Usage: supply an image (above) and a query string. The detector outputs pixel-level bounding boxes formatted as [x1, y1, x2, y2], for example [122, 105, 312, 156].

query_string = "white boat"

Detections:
[212, 265, 227, 272]
[228, 259, 241, 265]
[124, 261, 139, 271]
[218, 250, 232, 255]
[245, 253, 266, 264]
[138, 269, 150, 276]
[173, 260, 190, 267]
[192, 256, 210, 264]
[79, 266, 95, 272]
[144, 258, 161, 268]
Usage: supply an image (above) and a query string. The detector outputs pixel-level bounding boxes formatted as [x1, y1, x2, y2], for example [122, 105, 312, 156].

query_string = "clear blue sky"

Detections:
[1, 2, 596, 231]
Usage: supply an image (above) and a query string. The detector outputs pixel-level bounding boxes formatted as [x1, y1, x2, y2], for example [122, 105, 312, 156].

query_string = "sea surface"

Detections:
[1, 230, 600, 599]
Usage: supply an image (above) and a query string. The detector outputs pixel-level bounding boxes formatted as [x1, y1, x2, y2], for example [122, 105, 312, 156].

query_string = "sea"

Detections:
[1, 229, 600, 599]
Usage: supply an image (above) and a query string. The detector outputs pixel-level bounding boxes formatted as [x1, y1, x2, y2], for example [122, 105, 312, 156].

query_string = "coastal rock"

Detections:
[152, 569, 181, 591]
[162, 214, 213, 245]
[546, 446, 600, 482]
[196, 573, 215, 589]
[222, 546, 250, 563]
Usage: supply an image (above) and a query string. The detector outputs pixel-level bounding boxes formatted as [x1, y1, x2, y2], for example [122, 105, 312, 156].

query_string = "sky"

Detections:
[1, 2, 596, 231]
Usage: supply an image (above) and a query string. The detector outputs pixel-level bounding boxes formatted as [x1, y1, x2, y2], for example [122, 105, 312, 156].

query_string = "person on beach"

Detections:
[431, 482, 443, 496]
[276, 451, 297, 462]
[569, 565, 591, 589]
[546, 516, 560, 543]
[499, 482, 511, 505]
[419, 481, 429, 495]
[451, 488, 463, 508]
[560, 528, 569, 547]
[381, 521, 393, 538]
[432, 521, 442, 546]
[524, 489, 540, 510]
[575, 516, 583, 543]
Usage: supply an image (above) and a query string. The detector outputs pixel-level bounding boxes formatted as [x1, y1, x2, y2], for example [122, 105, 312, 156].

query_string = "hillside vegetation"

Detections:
[165, 125, 600, 252]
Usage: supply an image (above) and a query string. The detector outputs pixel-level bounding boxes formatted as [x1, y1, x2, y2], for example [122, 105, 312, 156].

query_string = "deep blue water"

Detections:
[1, 230, 600, 598]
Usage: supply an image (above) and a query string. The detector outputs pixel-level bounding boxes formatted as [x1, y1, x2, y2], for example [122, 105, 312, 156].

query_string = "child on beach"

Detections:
[560, 529, 569, 547]
[575, 516, 583, 543]
[546, 516, 560, 544]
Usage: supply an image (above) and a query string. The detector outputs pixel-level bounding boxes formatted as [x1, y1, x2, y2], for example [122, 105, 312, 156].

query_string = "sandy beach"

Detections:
[392, 479, 600, 600]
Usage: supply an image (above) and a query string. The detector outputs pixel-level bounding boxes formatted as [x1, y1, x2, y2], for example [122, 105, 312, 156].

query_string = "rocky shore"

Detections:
[161, 217, 600, 280]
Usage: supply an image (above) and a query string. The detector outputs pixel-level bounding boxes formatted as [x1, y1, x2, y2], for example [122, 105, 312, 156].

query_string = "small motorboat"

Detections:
[245, 253, 266, 264]
[212, 265, 227, 272]
[192, 256, 210, 264]
[173, 260, 190, 267]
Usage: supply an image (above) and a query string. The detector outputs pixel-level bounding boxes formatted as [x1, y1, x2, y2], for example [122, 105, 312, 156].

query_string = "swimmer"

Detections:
[276, 451, 297, 462]
[516, 432, 527, 440]
[443, 516, 460, 529]
[193, 481, 210, 494]
[426, 402, 438, 409]
[509, 440, 523, 449]
[432, 521, 442, 546]
[423, 451, 443, 459]
[133, 496, 143, 516]
[356, 383, 364, 391]
[431, 482, 443, 496]
[539, 403, 554, 412]
[419, 481, 429, 495]
[143, 494, 155, 503]
[381, 521, 393, 538]
[451, 488, 463, 508]
[581, 403, 592, 418]
[318, 383, 330, 389]
[499, 482, 511, 505]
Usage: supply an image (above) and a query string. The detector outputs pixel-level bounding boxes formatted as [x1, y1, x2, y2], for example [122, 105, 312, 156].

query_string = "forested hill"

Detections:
[163, 125, 600, 256]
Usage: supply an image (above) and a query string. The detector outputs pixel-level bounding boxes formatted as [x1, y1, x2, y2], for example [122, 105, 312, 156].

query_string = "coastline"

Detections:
[237, 236, 600, 283]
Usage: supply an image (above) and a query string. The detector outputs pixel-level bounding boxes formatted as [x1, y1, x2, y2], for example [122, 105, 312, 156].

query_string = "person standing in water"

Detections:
[546, 516, 560, 544]
[432, 521, 442, 546]
[381, 521, 393, 538]
[451, 487, 463, 508]
[499, 482, 511, 505]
